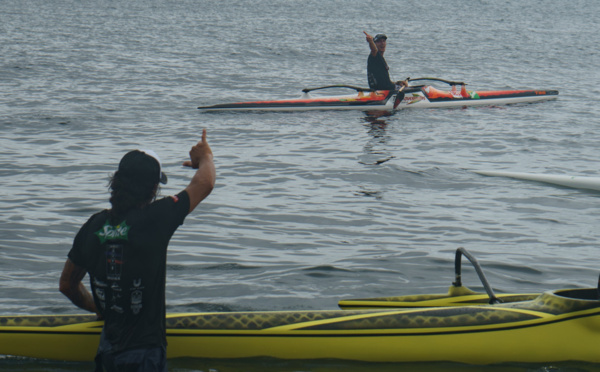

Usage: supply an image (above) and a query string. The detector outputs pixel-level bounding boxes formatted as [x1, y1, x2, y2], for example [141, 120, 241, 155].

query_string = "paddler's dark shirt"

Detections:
[367, 52, 395, 90]
[68, 191, 190, 354]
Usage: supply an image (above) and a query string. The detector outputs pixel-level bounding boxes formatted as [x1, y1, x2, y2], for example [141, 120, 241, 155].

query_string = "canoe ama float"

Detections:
[198, 78, 558, 112]
[1, 248, 599, 365]
[474, 170, 600, 192]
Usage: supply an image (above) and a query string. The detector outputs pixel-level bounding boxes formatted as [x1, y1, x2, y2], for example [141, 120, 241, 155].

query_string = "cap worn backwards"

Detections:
[118, 149, 168, 185]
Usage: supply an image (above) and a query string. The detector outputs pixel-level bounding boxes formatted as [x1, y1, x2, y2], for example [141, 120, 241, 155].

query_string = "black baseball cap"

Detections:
[373, 34, 387, 42]
[118, 149, 168, 185]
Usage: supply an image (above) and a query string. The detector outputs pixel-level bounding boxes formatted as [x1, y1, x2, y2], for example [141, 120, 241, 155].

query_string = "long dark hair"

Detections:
[109, 170, 159, 218]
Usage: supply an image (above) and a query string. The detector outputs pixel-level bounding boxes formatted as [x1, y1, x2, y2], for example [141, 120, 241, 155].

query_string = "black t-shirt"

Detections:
[367, 52, 395, 90]
[68, 191, 190, 353]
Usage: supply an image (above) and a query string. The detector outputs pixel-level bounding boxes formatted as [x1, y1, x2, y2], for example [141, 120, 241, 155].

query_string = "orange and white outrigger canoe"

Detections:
[198, 77, 558, 112]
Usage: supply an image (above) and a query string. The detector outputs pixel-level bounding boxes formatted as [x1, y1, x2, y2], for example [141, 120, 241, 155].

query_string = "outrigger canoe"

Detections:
[1, 248, 599, 364]
[198, 78, 559, 112]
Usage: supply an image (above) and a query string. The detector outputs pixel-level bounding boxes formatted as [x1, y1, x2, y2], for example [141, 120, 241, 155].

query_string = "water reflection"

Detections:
[353, 113, 396, 199]
[360, 112, 395, 166]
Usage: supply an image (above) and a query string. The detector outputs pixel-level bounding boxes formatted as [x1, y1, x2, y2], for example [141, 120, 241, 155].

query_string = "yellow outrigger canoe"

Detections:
[2, 248, 599, 365]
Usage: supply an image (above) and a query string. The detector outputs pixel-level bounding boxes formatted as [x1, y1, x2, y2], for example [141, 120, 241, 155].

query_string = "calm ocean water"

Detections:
[1, 0, 600, 371]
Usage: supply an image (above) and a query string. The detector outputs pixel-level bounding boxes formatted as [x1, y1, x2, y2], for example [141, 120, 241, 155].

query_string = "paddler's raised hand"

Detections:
[183, 128, 213, 169]
[364, 31, 378, 56]
[183, 128, 216, 213]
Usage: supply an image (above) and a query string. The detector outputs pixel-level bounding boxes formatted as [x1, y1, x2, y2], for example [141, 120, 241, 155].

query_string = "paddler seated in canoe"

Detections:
[364, 31, 408, 95]
[59, 130, 216, 372]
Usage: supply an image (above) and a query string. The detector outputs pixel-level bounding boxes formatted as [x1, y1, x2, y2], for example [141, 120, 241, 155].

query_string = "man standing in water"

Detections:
[59, 129, 216, 371]
[364, 31, 408, 91]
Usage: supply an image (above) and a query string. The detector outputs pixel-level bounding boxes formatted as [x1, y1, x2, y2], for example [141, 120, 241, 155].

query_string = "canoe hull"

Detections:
[401, 88, 558, 108]
[166, 316, 600, 364]
[198, 90, 397, 112]
[2, 289, 600, 364]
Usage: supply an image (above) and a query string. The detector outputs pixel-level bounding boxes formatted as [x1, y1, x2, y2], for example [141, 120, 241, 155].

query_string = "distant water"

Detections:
[1, 0, 600, 371]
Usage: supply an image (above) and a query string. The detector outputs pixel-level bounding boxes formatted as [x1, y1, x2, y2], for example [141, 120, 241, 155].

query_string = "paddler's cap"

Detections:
[373, 34, 387, 42]
[118, 149, 168, 185]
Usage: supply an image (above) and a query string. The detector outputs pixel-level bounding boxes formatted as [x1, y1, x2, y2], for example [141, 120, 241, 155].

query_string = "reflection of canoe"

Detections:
[198, 77, 558, 112]
[2, 249, 599, 364]
[474, 170, 600, 192]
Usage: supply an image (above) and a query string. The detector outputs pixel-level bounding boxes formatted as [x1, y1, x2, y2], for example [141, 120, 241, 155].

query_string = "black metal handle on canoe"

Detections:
[301, 85, 375, 93]
[453, 247, 501, 304]
[408, 77, 466, 86]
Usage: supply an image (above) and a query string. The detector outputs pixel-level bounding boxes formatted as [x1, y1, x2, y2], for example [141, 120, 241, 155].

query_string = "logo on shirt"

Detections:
[95, 220, 130, 243]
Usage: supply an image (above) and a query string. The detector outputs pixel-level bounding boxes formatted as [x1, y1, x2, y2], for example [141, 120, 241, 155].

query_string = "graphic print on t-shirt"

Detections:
[93, 219, 133, 314]
[95, 220, 130, 243]
[95, 220, 130, 281]
[130, 278, 144, 314]
[106, 242, 123, 281]
[93, 277, 107, 311]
